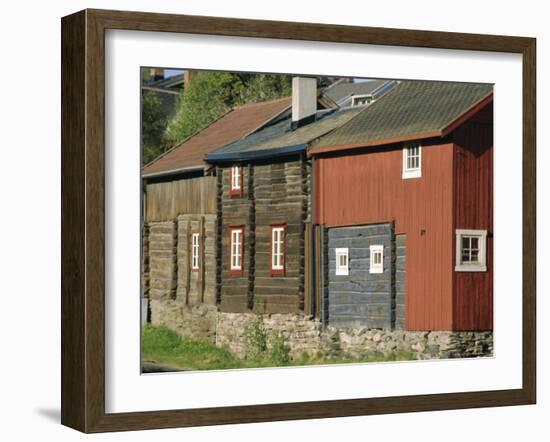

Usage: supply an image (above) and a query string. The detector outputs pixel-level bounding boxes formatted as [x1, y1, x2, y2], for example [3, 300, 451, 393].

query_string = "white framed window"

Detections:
[335, 248, 349, 276]
[402, 142, 422, 179]
[230, 227, 243, 272]
[351, 94, 373, 107]
[191, 232, 200, 270]
[369, 245, 384, 274]
[230, 165, 242, 194]
[271, 225, 286, 275]
[455, 229, 487, 272]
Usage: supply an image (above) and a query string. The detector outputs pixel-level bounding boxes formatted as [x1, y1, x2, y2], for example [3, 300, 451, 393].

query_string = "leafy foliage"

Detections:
[141, 90, 169, 165]
[244, 313, 269, 361]
[163, 72, 292, 147]
[141, 71, 336, 167]
[267, 332, 291, 365]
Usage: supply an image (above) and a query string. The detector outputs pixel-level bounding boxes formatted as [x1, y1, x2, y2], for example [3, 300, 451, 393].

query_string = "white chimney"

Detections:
[292, 77, 317, 128]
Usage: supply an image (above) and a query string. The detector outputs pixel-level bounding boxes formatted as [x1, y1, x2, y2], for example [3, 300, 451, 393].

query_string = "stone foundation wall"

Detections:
[216, 312, 493, 359]
[149, 301, 493, 361]
[330, 328, 493, 359]
[150, 299, 218, 342]
[216, 313, 323, 358]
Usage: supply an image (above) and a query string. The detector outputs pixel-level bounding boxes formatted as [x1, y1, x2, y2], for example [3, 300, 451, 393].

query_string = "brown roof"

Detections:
[142, 96, 291, 177]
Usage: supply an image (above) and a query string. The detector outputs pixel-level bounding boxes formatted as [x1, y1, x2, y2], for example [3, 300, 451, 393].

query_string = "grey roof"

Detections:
[312, 80, 493, 149]
[322, 79, 392, 104]
[206, 107, 363, 162]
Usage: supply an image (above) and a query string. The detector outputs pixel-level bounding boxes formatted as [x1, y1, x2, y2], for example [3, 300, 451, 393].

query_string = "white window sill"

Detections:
[402, 169, 421, 179]
[455, 265, 487, 272]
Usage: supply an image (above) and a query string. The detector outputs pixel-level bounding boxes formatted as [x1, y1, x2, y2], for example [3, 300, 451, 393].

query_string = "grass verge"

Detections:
[142, 325, 416, 372]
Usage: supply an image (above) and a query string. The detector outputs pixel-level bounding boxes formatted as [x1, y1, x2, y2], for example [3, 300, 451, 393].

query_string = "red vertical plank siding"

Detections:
[451, 104, 493, 331]
[315, 141, 454, 330]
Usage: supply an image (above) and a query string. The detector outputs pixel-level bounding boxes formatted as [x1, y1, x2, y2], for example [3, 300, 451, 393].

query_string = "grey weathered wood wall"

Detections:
[176, 214, 217, 305]
[326, 222, 396, 329]
[145, 215, 217, 307]
[218, 157, 312, 315]
[144, 176, 217, 222]
[219, 166, 252, 312]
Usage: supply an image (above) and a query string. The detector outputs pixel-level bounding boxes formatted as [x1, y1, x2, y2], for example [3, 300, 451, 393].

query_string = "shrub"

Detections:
[268, 332, 291, 366]
[244, 314, 268, 361]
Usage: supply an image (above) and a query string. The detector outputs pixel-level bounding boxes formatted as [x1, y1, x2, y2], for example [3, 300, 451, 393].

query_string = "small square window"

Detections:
[351, 94, 373, 107]
[369, 245, 384, 274]
[455, 229, 487, 272]
[335, 248, 349, 276]
[402, 142, 422, 179]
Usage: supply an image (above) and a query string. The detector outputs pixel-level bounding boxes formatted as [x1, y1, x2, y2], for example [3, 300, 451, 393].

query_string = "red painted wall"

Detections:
[314, 104, 493, 331]
[315, 140, 455, 330]
[452, 104, 493, 330]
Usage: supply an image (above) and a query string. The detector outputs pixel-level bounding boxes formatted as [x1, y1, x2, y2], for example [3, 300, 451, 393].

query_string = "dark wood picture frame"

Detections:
[61, 8, 536, 433]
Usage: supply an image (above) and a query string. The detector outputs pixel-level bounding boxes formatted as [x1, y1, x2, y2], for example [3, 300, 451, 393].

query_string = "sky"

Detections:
[164, 69, 184, 77]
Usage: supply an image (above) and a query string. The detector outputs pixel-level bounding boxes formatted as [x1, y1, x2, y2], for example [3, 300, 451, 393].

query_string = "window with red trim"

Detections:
[270, 224, 286, 276]
[229, 226, 244, 275]
[191, 232, 200, 271]
[229, 165, 243, 196]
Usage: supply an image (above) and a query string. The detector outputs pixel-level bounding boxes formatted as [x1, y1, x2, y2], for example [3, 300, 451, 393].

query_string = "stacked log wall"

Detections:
[175, 214, 216, 306]
[218, 157, 311, 315]
[252, 158, 307, 314]
[219, 166, 252, 312]
[148, 221, 177, 301]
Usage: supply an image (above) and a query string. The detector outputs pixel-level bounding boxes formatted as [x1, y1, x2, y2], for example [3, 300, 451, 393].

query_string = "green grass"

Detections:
[141, 325, 416, 372]
[141, 324, 244, 370]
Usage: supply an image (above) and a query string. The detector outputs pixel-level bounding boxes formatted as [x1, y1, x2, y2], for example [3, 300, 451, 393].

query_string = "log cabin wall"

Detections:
[395, 234, 407, 329]
[314, 140, 455, 331]
[143, 175, 217, 307]
[219, 166, 252, 312]
[218, 156, 311, 314]
[175, 214, 217, 306]
[147, 220, 178, 301]
[451, 104, 493, 331]
[326, 222, 395, 329]
[253, 157, 309, 313]
[141, 223, 150, 299]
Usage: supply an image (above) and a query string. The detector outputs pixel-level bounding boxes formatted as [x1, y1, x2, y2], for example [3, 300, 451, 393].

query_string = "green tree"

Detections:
[163, 72, 292, 147]
[141, 90, 168, 165]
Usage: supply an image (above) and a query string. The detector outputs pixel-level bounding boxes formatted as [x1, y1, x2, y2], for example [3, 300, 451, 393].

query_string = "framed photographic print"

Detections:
[61, 9, 536, 433]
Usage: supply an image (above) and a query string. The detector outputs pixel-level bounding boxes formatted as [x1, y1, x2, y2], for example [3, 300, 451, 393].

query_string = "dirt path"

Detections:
[141, 361, 185, 373]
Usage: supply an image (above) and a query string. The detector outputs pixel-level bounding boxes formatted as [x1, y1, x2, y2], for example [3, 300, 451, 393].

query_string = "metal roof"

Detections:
[206, 107, 363, 162]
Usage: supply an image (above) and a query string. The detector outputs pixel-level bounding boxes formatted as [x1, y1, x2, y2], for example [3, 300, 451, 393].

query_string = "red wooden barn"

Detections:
[309, 80, 493, 331]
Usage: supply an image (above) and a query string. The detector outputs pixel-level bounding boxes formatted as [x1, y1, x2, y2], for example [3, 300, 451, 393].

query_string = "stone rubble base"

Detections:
[149, 300, 493, 360]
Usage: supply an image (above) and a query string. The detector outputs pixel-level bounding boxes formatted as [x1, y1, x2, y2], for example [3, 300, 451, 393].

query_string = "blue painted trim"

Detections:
[205, 144, 306, 162]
